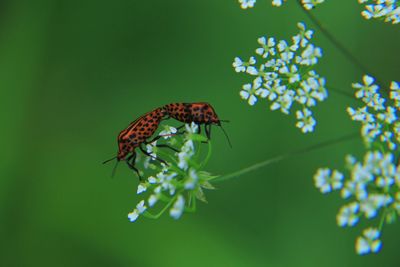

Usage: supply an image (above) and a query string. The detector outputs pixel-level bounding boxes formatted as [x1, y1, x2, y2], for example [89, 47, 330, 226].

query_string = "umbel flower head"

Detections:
[238, 0, 325, 9]
[347, 75, 400, 151]
[358, 0, 400, 24]
[314, 150, 400, 255]
[127, 123, 218, 222]
[313, 75, 400, 255]
[233, 22, 328, 133]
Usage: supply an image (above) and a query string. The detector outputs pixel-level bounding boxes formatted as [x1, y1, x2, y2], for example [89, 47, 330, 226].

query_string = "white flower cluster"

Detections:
[238, 0, 325, 9]
[233, 22, 328, 133]
[314, 151, 400, 255]
[347, 75, 400, 151]
[358, 0, 400, 24]
[128, 123, 216, 222]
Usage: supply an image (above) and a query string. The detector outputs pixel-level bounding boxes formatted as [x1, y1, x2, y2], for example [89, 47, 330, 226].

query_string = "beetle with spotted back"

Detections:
[163, 102, 231, 147]
[103, 107, 176, 179]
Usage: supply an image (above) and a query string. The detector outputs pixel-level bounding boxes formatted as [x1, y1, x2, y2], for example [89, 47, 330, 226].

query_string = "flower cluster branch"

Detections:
[127, 123, 218, 222]
[314, 76, 400, 255]
[233, 22, 328, 133]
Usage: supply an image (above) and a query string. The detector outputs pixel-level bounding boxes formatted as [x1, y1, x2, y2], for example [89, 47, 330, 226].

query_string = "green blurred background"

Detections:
[1, 0, 399, 266]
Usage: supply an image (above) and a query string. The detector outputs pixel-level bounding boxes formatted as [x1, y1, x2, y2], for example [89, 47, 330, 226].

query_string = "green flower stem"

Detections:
[326, 85, 358, 100]
[200, 141, 212, 169]
[295, 0, 385, 89]
[144, 193, 180, 219]
[213, 132, 359, 183]
[185, 192, 197, 213]
[378, 208, 388, 232]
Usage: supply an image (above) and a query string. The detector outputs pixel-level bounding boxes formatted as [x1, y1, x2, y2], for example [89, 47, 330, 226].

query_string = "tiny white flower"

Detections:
[301, 0, 325, 10]
[356, 228, 382, 255]
[233, 57, 246, 72]
[390, 81, 400, 107]
[377, 106, 397, 124]
[238, 0, 256, 9]
[360, 194, 392, 219]
[352, 75, 379, 100]
[146, 141, 157, 160]
[240, 77, 263, 106]
[314, 168, 344, 193]
[148, 176, 157, 184]
[185, 122, 198, 134]
[337, 202, 360, 227]
[298, 44, 322, 65]
[233, 56, 256, 73]
[256, 36, 276, 58]
[170, 195, 185, 219]
[185, 168, 199, 189]
[293, 22, 314, 47]
[128, 210, 139, 222]
[148, 194, 158, 207]
[272, 0, 286, 7]
[359, 1, 399, 24]
[136, 200, 147, 214]
[178, 139, 195, 170]
[137, 183, 147, 194]
[296, 108, 316, 133]
[270, 90, 294, 114]
[128, 200, 147, 222]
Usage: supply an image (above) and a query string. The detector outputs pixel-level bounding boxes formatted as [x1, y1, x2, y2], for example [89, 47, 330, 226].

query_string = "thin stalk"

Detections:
[296, 1, 384, 88]
[327, 85, 357, 99]
[213, 132, 359, 183]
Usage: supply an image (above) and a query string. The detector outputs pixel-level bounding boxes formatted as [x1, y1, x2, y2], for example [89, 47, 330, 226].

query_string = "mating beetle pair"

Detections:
[103, 102, 230, 179]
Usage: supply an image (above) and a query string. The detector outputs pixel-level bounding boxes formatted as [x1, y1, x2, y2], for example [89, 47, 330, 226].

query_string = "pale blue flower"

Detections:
[297, 44, 322, 66]
[234, 22, 326, 133]
[337, 202, 360, 227]
[301, 0, 325, 10]
[146, 141, 158, 160]
[359, 1, 400, 24]
[233, 57, 246, 72]
[270, 90, 295, 114]
[314, 168, 344, 193]
[356, 228, 382, 255]
[233, 56, 256, 73]
[239, 0, 256, 9]
[184, 169, 199, 189]
[240, 77, 263, 106]
[178, 139, 195, 170]
[296, 108, 316, 133]
[137, 183, 147, 194]
[293, 22, 313, 47]
[390, 81, 400, 107]
[128, 200, 147, 222]
[170, 195, 185, 219]
[272, 0, 286, 7]
[360, 194, 392, 219]
[148, 194, 158, 207]
[352, 75, 379, 100]
[256, 36, 276, 58]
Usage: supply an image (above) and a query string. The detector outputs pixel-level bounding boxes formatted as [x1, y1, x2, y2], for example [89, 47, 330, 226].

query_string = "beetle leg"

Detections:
[139, 145, 169, 166]
[126, 153, 142, 180]
[145, 135, 162, 144]
[205, 124, 212, 140]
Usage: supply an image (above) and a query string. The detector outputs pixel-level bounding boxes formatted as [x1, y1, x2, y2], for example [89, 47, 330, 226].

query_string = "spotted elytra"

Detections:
[163, 102, 232, 147]
[103, 107, 177, 179]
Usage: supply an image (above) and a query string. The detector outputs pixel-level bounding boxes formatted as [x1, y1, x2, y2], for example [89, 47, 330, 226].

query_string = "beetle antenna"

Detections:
[220, 119, 230, 123]
[102, 156, 119, 178]
[102, 156, 117, 164]
[219, 124, 232, 148]
[111, 160, 119, 178]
